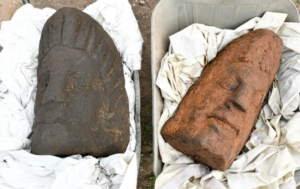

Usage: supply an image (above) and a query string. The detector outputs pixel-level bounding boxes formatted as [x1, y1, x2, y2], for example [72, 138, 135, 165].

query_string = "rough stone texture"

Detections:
[161, 29, 283, 171]
[31, 8, 129, 157]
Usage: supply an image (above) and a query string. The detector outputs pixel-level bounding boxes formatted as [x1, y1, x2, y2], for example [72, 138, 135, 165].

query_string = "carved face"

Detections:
[31, 8, 129, 157]
[191, 30, 279, 150]
[162, 29, 283, 170]
[193, 63, 269, 141]
[171, 61, 271, 164]
[35, 49, 103, 134]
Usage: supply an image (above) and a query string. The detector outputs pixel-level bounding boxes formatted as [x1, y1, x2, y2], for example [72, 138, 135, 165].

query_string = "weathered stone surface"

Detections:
[161, 29, 283, 171]
[31, 8, 129, 157]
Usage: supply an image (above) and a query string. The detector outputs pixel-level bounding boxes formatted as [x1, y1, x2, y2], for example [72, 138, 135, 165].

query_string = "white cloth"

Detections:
[0, 150, 137, 189]
[226, 145, 295, 189]
[0, 0, 143, 188]
[155, 12, 300, 189]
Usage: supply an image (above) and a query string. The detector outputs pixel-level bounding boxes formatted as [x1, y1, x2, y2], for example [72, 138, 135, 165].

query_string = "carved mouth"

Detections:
[207, 114, 239, 139]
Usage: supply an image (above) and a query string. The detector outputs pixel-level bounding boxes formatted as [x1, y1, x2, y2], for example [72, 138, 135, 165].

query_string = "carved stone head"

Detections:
[162, 29, 283, 170]
[31, 8, 129, 157]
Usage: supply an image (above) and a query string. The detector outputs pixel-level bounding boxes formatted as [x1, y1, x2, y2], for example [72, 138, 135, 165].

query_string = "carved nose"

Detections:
[227, 85, 249, 113]
[42, 74, 69, 104]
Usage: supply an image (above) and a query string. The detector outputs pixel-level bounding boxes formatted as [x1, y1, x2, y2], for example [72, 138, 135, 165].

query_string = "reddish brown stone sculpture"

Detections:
[31, 8, 129, 157]
[161, 29, 283, 171]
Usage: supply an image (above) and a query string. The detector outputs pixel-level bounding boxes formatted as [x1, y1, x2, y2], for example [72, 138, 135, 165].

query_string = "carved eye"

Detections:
[70, 72, 81, 80]
[220, 77, 240, 91]
[68, 71, 89, 89]
[68, 72, 81, 88]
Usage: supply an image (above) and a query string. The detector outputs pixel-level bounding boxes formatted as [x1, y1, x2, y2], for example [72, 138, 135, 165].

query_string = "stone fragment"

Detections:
[31, 8, 129, 157]
[161, 29, 283, 171]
